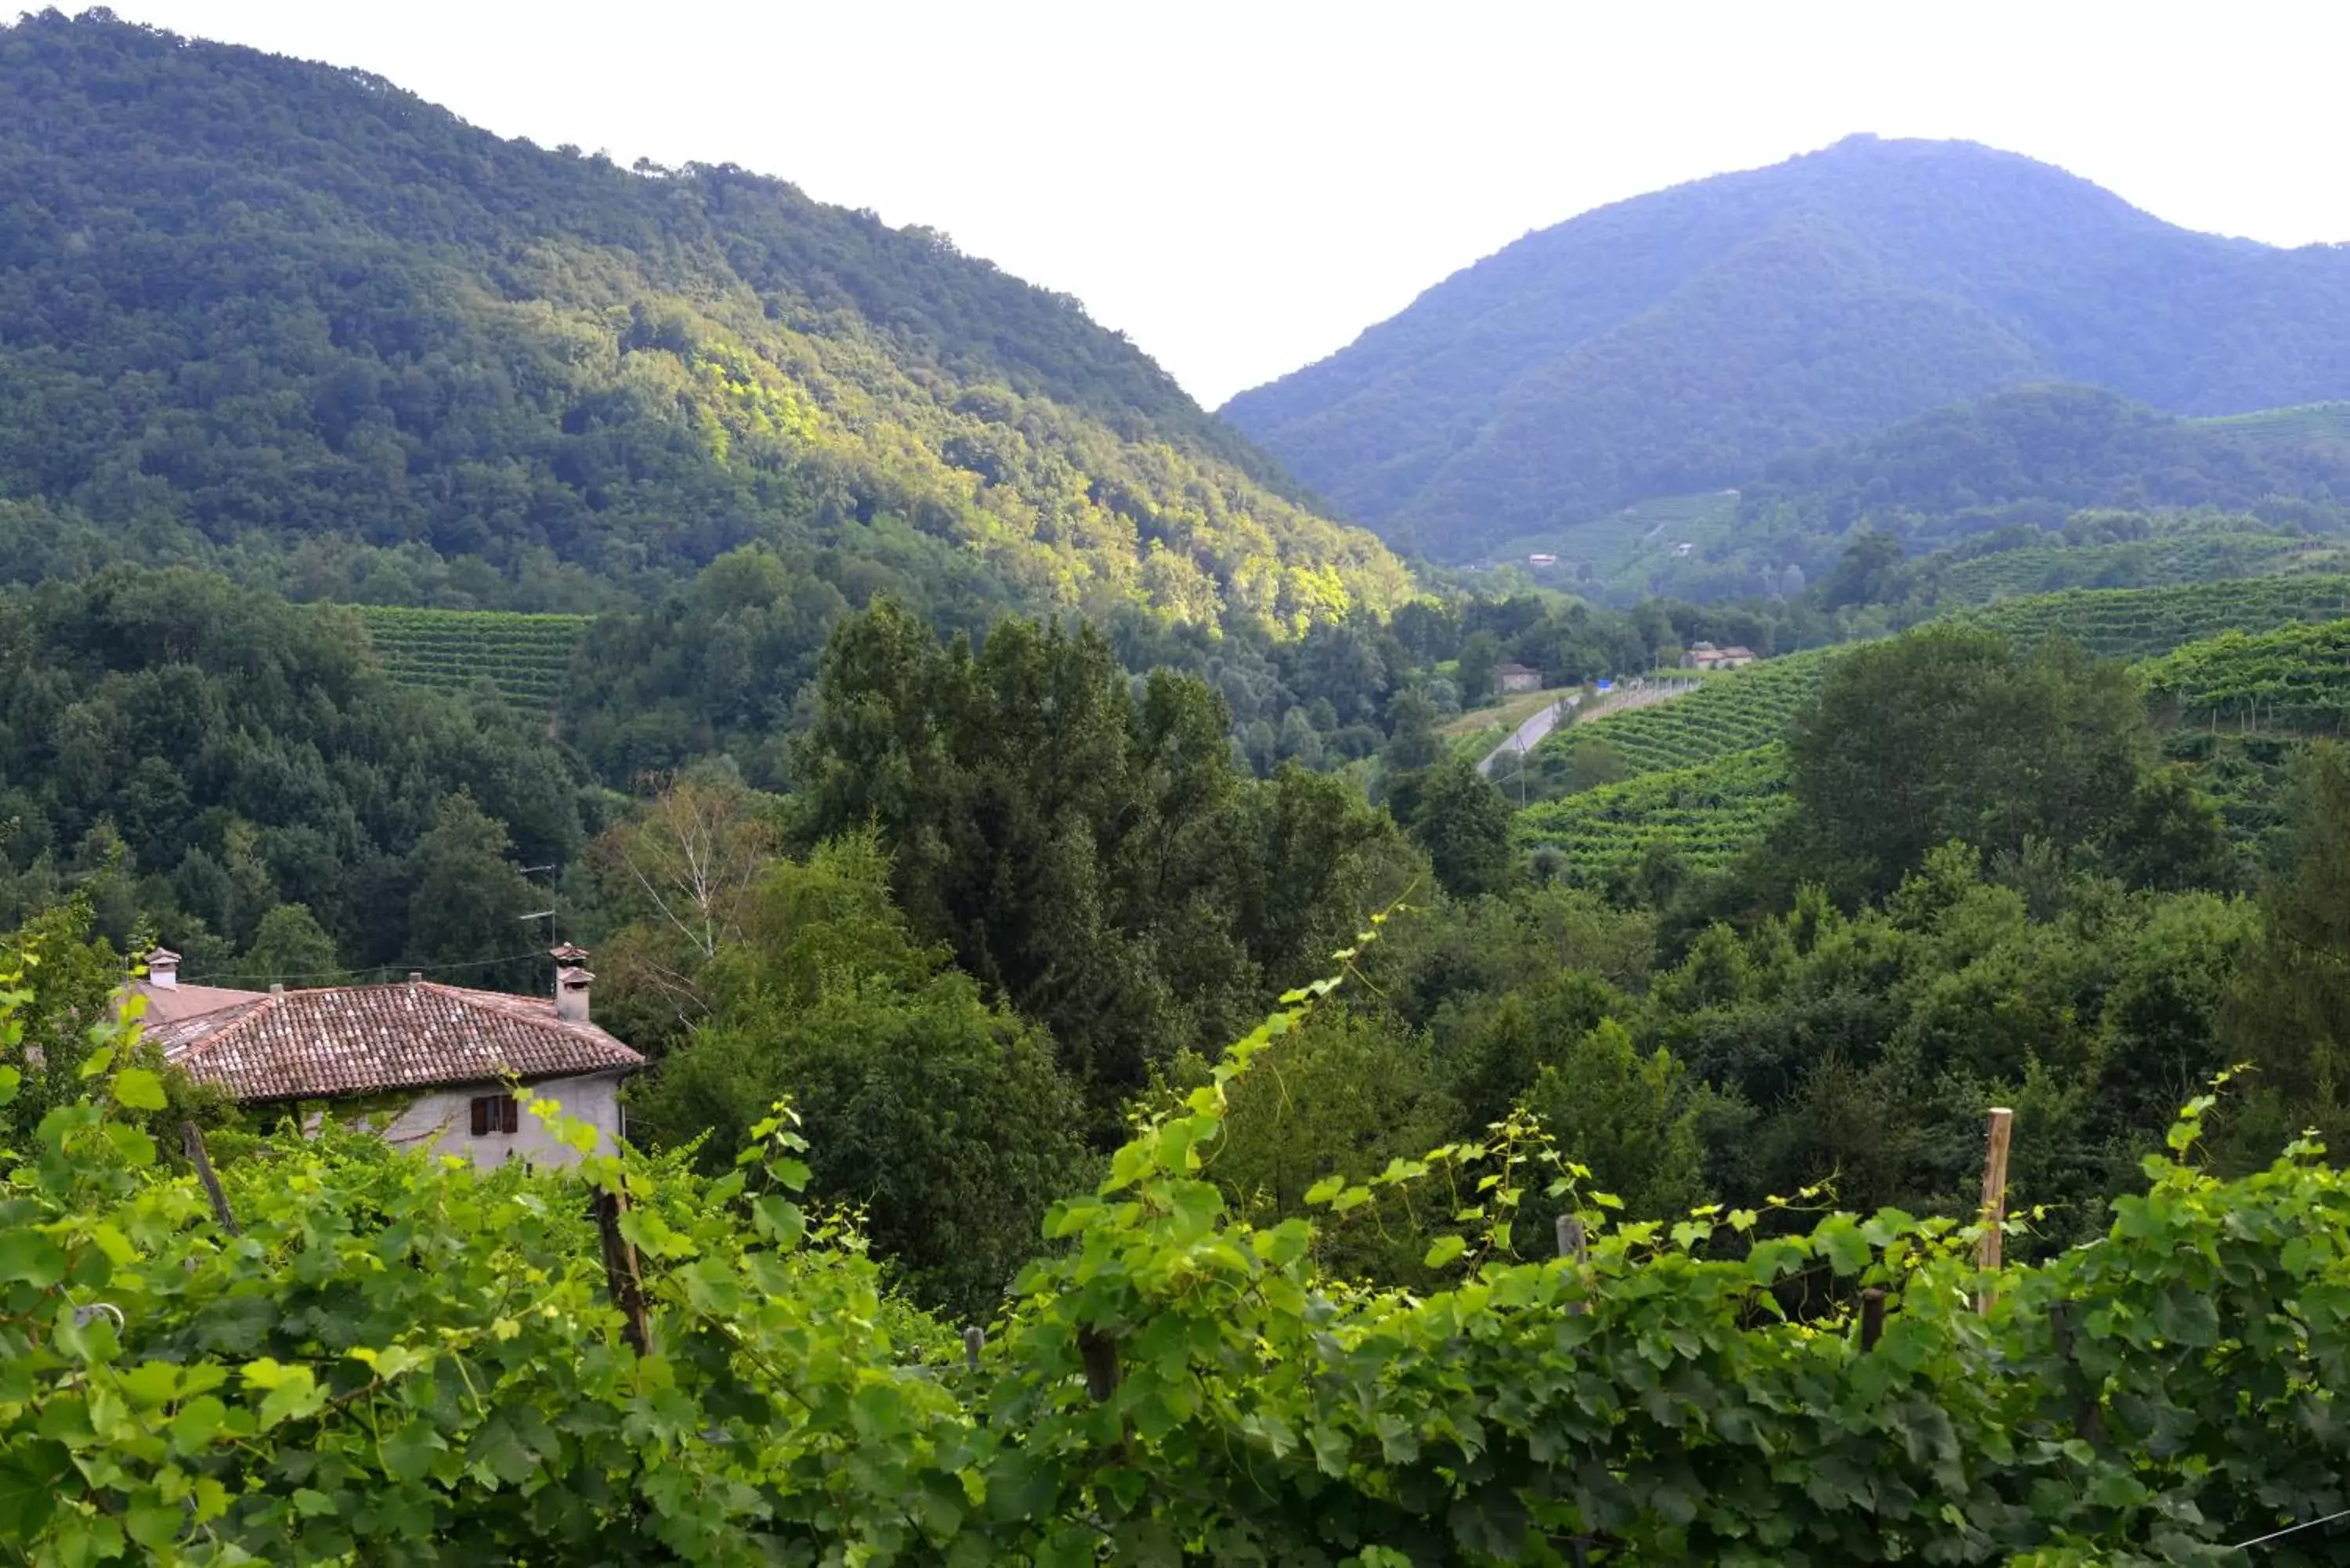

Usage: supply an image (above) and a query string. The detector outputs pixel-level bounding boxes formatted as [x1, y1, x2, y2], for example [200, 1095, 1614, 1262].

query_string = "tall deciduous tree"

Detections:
[590, 770, 782, 1051]
[793, 602, 1390, 1123]
[237, 902, 343, 988]
[2224, 742, 2350, 1154]
[406, 794, 538, 988]
[1519, 1020, 1708, 1223]
[629, 835, 1090, 1318]
[1784, 627, 2149, 898]
[1389, 756, 1514, 901]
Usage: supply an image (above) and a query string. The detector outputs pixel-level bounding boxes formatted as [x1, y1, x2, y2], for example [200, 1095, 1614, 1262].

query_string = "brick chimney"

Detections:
[551, 945, 592, 1024]
[144, 946, 181, 991]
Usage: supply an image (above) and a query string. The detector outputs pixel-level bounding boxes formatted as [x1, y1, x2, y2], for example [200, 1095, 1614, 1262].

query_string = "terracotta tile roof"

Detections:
[150, 979, 644, 1103]
[125, 981, 269, 1024]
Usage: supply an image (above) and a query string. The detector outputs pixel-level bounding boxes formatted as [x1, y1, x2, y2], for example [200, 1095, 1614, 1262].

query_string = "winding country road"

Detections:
[1476, 678, 1698, 775]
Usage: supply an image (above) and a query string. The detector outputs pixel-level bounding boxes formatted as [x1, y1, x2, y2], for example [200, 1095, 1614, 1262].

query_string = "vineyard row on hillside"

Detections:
[1518, 576, 2350, 881]
[349, 605, 591, 710]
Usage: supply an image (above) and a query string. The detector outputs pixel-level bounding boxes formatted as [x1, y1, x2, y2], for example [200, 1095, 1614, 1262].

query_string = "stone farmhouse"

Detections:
[133, 945, 643, 1169]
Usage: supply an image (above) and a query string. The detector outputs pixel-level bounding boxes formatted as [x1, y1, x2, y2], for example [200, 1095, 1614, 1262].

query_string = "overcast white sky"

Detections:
[92, 0, 2350, 406]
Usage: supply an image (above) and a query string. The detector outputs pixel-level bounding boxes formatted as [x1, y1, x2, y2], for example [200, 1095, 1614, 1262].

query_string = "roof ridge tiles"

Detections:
[150, 977, 643, 1104]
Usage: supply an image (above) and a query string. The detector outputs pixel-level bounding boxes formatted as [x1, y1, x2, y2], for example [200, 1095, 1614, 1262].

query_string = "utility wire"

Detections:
[174, 948, 559, 988]
[2232, 1505, 2350, 1551]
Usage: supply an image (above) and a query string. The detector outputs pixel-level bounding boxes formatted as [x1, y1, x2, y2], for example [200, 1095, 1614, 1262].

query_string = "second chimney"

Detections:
[552, 945, 593, 1024]
[144, 946, 181, 991]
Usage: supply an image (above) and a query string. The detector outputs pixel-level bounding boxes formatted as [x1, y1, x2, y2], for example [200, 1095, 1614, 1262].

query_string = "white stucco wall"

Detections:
[366, 1072, 630, 1169]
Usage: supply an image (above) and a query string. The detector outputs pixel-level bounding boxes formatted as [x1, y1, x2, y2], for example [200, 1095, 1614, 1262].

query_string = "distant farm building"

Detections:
[1527, 552, 1559, 569]
[1494, 662, 1544, 693]
[1681, 642, 1756, 671]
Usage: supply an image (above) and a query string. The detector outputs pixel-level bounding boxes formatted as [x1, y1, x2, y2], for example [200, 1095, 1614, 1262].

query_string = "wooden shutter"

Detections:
[470, 1097, 490, 1136]
[501, 1096, 519, 1134]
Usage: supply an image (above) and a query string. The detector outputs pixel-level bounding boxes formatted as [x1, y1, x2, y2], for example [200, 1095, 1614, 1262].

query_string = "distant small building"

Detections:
[1679, 642, 1757, 672]
[1527, 552, 1559, 569]
[1672, 541, 1695, 558]
[1493, 661, 1544, 694]
[139, 946, 642, 1169]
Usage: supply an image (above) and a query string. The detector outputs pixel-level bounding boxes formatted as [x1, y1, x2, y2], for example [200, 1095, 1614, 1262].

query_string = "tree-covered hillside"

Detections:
[1746, 384, 2350, 536]
[0, 10, 1408, 630]
[1603, 385, 2350, 605]
[1224, 135, 2350, 561]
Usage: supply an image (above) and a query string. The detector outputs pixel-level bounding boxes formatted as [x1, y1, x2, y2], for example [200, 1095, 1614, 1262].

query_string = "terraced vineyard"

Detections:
[1960, 576, 2350, 660]
[1533, 652, 1835, 785]
[1516, 579, 2350, 883]
[1518, 745, 1791, 880]
[352, 606, 590, 710]
[1932, 534, 2332, 605]
[2191, 399, 2350, 450]
[2139, 616, 2350, 735]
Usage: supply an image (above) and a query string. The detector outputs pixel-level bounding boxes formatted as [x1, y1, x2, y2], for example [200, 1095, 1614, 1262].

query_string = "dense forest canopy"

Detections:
[0, 9, 1408, 630]
[1224, 135, 2350, 562]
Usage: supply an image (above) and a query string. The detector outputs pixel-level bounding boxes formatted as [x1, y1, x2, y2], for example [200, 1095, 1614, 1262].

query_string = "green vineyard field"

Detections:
[1517, 744, 1791, 880]
[2190, 399, 2350, 450]
[1533, 652, 1836, 785]
[1487, 490, 1742, 585]
[1932, 534, 2334, 605]
[1517, 578, 2350, 880]
[1958, 575, 2350, 659]
[351, 606, 591, 710]
[2138, 616, 2350, 735]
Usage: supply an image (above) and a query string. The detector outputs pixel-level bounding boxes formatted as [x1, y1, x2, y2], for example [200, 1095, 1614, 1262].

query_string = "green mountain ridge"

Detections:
[0, 10, 1409, 630]
[1225, 135, 2350, 562]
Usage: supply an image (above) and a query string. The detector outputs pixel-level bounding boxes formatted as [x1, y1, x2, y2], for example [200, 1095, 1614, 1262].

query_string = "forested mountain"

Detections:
[0, 10, 1408, 629]
[1224, 135, 2350, 561]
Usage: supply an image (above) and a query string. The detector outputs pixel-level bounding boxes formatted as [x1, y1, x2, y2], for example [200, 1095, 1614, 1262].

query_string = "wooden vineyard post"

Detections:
[181, 1122, 240, 1236]
[1860, 1288, 1886, 1353]
[1976, 1107, 2014, 1315]
[1555, 1216, 1598, 1568]
[1556, 1214, 1589, 1315]
[1077, 1327, 1122, 1402]
[593, 1188, 651, 1356]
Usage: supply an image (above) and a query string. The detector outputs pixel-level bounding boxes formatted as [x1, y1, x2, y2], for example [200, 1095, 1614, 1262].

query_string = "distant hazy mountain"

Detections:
[1222, 135, 2350, 562]
[0, 12, 1408, 628]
